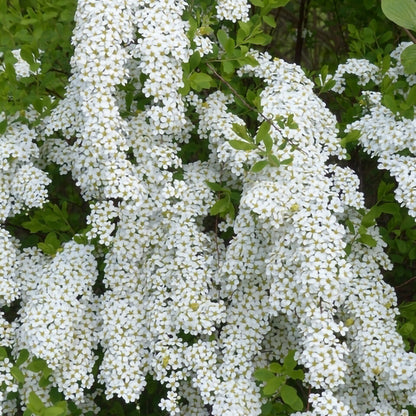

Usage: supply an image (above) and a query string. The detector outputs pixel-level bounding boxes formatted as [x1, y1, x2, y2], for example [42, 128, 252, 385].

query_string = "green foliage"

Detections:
[207, 181, 241, 219]
[401, 44, 416, 74]
[0, 0, 76, 122]
[229, 119, 294, 173]
[255, 350, 305, 415]
[25, 391, 68, 416]
[347, 19, 395, 62]
[19, 201, 76, 255]
[313, 65, 336, 94]
[398, 301, 416, 351]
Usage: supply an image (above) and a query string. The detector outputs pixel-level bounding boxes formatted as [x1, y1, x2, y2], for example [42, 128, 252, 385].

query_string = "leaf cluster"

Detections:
[254, 350, 305, 415]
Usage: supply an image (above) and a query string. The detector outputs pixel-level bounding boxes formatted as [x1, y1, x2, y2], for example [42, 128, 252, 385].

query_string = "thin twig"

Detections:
[295, 0, 307, 64]
[306, 385, 311, 411]
[395, 275, 416, 289]
[207, 63, 260, 116]
[206, 62, 301, 150]
[404, 27, 416, 44]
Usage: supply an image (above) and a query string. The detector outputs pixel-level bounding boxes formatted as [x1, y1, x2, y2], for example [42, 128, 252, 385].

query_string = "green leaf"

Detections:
[377, 181, 395, 201]
[42, 406, 66, 416]
[263, 15, 276, 28]
[381, 55, 392, 74]
[256, 121, 271, 143]
[396, 238, 409, 254]
[229, 140, 257, 151]
[270, 0, 291, 7]
[280, 157, 293, 165]
[39, 374, 52, 388]
[232, 123, 252, 142]
[286, 368, 304, 380]
[38, 232, 62, 255]
[361, 210, 377, 228]
[217, 29, 229, 50]
[0, 118, 7, 134]
[206, 181, 225, 192]
[250, 0, 265, 7]
[238, 54, 259, 67]
[399, 322, 414, 336]
[358, 233, 377, 247]
[406, 85, 416, 106]
[401, 44, 416, 74]
[27, 357, 48, 373]
[246, 34, 272, 46]
[189, 72, 214, 92]
[49, 387, 64, 404]
[267, 154, 280, 167]
[283, 350, 297, 371]
[409, 246, 416, 260]
[15, 349, 29, 366]
[222, 60, 235, 74]
[340, 129, 361, 147]
[280, 384, 304, 411]
[11, 365, 25, 384]
[210, 198, 230, 216]
[260, 402, 275, 416]
[382, 0, 416, 31]
[382, 94, 398, 114]
[254, 368, 275, 381]
[0, 347, 8, 360]
[251, 160, 269, 172]
[320, 79, 336, 93]
[269, 362, 283, 373]
[263, 375, 285, 395]
[28, 391, 44, 414]
[20, 46, 36, 67]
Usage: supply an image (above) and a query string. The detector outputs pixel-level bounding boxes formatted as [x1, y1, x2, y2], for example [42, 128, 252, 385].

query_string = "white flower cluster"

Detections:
[194, 30, 214, 56]
[191, 52, 416, 414]
[131, 0, 190, 135]
[0, 115, 51, 220]
[331, 58, 381, 93]
[332, 44, 416, 217]
[15, 242, 99, 402]
[41, 0, 143, 202]
[216, 0, 250, 22]
[1, 1, 416, 416]
[0, 49, 41, 80]
[347, 90, 416, 216]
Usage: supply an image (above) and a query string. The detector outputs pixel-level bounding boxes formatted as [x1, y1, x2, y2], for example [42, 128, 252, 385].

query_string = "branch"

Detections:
[295, 0, 308, 65]
[395, 275, 416, 289]
[404, 27, 416, 44]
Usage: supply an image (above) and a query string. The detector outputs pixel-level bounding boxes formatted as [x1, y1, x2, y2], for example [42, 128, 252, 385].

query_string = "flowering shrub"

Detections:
[1, 0, 416, 415]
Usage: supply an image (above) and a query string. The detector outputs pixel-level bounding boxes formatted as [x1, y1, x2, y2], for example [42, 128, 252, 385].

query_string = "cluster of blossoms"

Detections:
[12, 242, 100, 411]
[216, 0, 250, 22]
[332, 43, 416, 217]
[1, 1, 416, 416]
[0, 112, 50, 220]
[0, 49, 41, 80]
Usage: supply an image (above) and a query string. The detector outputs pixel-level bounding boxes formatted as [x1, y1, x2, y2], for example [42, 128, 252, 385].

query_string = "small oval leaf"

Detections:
[229, 140, 257, 151]
[401, 44, 416, 74]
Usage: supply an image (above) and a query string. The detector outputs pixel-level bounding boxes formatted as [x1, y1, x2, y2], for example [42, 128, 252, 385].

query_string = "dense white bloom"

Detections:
[216, 0, 250, 22]
[0, 118, 51, 220]
[0, 1, 415, 415]
[194, 32, 214, 56]
[330, 58, 381, 93]
[15, 241, 99, 401]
